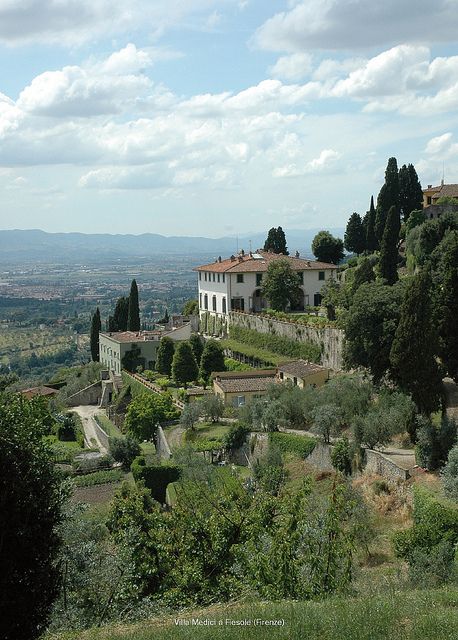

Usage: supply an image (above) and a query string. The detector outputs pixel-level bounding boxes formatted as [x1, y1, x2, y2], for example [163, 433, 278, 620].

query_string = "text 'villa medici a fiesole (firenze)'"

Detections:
[194, 249, 337, 317]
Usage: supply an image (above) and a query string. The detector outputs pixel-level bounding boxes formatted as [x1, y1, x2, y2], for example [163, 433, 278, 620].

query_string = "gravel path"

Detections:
[70, 405, 108, 454]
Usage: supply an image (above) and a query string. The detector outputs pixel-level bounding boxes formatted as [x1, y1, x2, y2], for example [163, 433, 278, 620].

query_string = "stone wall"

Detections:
[365, 450, 410, 481]
[67, 381, 102, 407]
[92, 417, 110, 451]
[156, 426, 172, 460]
[229, 312, 344, 371]
[305, 441, 334, 472]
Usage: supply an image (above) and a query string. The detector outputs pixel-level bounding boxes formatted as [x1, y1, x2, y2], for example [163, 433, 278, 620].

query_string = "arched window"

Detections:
[212, 295, 217, 312]
[222, 297, 227, 314]
[204, 294, 208, 310]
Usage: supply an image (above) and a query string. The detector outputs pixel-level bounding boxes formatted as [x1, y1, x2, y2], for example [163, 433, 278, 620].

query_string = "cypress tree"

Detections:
[344, 212, 365, 254]
[390, 270, 443, 415]
[437, 231, 458, 381]
[156, 337, 175, 376]
[375, 157, 399, 242]
[127, 279, 140, 331]
[264, 226, 289, 254]
[379, 205, 400, 285]
[399, 163, 423, 222]
[109, 296, 129, 332]
[200, 339, 226, 385]
[90, 307, 101, 362]
[189, 333, 204, 365]
[352, 256, 375, 292]
[366, 195, 378, 252]
[172, 341, 199, 387]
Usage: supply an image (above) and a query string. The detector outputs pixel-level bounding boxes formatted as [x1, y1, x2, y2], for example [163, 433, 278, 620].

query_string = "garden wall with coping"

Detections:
[229, 311, 344, 371]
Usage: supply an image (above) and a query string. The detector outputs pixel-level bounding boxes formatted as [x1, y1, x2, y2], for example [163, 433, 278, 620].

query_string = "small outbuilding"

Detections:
[277, 360, 329, 388]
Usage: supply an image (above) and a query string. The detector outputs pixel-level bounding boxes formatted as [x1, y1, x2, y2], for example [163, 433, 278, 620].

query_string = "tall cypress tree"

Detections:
[379, 205, 400, 285]
[200, 339, 225, 384]
[156, 337, 175, 376]
[264, 226, 288, 254]
[344, 212, 365, 254]
[399, 163, 423, 222]
[366, 195, 378, 252]
[437, 231, 458, 381]
[127, 279, 140, 331]
[172, 341, 199, 387]
[375, 157, 399, 242]
[109, 296, 129, 332]
[90, 307, 101, 361]
[390, 270, 443, 415]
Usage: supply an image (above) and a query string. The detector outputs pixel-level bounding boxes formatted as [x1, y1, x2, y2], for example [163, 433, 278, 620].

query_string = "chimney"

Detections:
[241, 248, 245, 256]
[238, 255, 243, 261]
[307, 261, 311, 267]
[295, 250, 300, 258]
[230, 254, 235, 262]
[218, 256, 222, 262]
[428, 184, 432, 188]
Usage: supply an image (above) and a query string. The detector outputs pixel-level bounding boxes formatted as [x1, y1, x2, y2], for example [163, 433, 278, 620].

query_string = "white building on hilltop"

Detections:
[194, 250, 337, 317]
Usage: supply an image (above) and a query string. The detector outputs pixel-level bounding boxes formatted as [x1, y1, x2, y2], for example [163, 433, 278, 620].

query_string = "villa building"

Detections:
[195, 250, 337, 318]
[423, 182, 458, 208]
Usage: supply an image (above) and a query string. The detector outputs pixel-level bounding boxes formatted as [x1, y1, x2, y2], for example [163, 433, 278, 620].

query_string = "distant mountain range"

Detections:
[0, 228, 345, 263]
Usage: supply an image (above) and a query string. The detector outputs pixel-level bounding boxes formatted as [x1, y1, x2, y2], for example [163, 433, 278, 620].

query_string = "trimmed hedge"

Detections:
[269, 432, 316, 458]
[73, 469, 123, 487]
[131, 456, 181, 504]
[229, 325, 321, 362]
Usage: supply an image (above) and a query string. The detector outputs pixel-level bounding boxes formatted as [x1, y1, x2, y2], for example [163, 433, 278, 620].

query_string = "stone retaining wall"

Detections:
[229, 311, 344, 371]
[365, 449, 410, 481]
[67, 381, 102, 406]
[156, 426, 172, 460]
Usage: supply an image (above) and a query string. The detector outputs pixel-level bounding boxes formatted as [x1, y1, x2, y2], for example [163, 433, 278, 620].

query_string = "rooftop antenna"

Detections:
[236, 234, 239, 253]
[442, 161, 445, 186]
[249, 239, 252, 253]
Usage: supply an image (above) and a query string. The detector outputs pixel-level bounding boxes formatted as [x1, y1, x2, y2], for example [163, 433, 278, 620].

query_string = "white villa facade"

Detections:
[195, 250, 337, 317]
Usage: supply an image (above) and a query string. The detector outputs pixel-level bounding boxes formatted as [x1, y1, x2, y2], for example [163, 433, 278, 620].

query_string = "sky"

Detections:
[1, 0, 458, 237]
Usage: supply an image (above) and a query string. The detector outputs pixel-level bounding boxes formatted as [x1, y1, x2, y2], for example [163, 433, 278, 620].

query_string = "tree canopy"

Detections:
[127, 279, 140, 332]
[108, 296, 129, 332]
[344, 212, 365, 255]
[172, 341, 199, 387]
[200, 339, 225, 384]
[261, 259, 301, 311]
[399, 163, 423, 222]
[379, 205, 400, 285]
[125, 391, 177, 441]
[156, 336, 175, 376]
[263, 226, 288, 254]
[311, 231, 344, 264]
[375, 157, 399, 242]
[90, 307, 101, 362]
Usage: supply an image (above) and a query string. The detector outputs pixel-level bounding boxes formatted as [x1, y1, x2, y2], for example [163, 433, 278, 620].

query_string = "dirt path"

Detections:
[70, 405, 108, 454]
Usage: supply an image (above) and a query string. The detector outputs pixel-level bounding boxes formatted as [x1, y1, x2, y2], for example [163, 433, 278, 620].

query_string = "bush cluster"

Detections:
[229, 325, 321, 362]
[131, 456, 181, 504]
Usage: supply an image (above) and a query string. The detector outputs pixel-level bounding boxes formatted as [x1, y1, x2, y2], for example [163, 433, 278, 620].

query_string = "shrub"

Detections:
[442, 443, 458, 501]
[331, 437, 352, 475]
[72, 469, 123, 487]
[131, 456, 181, 504]
[109, 436, 141, 469]
[72, 453, 114, 474]
[269, 432, 316, 458]
[372, 479, 390, 495]
[229, 325, 321, 363]
[224, 423, 249, 451]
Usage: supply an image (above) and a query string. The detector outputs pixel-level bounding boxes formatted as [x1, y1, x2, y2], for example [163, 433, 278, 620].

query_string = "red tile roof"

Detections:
[278, 359, 327, 378]
[21, 386, 58, 399]
[195, 250, 337, 273]
[100, 330, 162, 343]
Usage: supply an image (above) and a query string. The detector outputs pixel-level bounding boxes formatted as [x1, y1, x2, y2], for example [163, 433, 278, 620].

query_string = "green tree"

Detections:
[261, 259, 301, 311]
[127, 279, 140, 331]
[200, 339, 225, 384]
[108, 296, 129, 332]
[331, 437, 352, 475]
[182, 299, 199, 315]
[172, 341, 199, 387]
[109, 435, 141, 469]
[352, 256, 375, 292]
[179, 402, 201, 430]
[90, 307, 101, 362]
[365, 195, 379, 252]
[436, 231, 458, 381]
[125, 392, 176, 441]
[156, 336, 175, 376]
[312, 404, 342, 443]
[344, 281, 405, 381]
[375, 156, 399, 242]
[0, 372, 18, 392]
[379, 205, 400, 284]
[442, 443, 458, 500]
[189, 333, 204, 365]
[200, 393, 224, 423]
[344, 212, 365, 255]
[399, 163, 423, 222]
[390, 270, 443, 415]
[405, 209, 426, 233]
[0, 393, 66, 640]
[312, 230, 344, 264]
[264, 226, 288, 254]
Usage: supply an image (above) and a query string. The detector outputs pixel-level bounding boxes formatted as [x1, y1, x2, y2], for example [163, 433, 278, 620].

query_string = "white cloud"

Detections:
[0, 0, 241, 46]
[425, 133, 453, 155]
[273, 148, 341, 177]
[254, 0, 458, 52]
[270, 53, 313, 81]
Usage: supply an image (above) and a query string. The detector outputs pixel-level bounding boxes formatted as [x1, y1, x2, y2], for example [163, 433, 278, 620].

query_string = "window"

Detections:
[256, 273, 262, 287]
[427, 196, 432, 205]
[297, 271, 303, 284]
[314, 293, 322, 306]
[237, 274, 244, 283]
[222, 297, 227, 313]
[199, 272, 202, 280]
[217, 273, 220, 283]
[293, 377, 298, 386]
[204, 294, 208, 310]
[319, 271, 325, 281]
[233, 395, 245, 407]
[222, 274, 225, 283]
[213, 273, 216, 282]
[199, 293, 202, 308]
[279, 372, 284, 380]
[212, 295, 217, 312]
[204, 272, 207, 281]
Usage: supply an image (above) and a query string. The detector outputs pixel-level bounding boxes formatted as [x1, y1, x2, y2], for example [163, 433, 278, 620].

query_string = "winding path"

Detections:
[69, 405, 108, 454]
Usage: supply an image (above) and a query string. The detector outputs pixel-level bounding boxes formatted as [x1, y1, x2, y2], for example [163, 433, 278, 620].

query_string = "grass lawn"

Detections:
[46, 587, 458, 640]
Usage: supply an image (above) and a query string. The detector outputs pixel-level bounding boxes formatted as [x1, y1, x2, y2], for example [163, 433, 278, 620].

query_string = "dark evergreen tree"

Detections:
[344, 212, 365, 254]
[311, 230, 344, 264]
[366, 195, 379, 252]
[379, 205, 400, 285]
[436, 231, 458, 382]
[390, 270, 443, 415]
[172, 341, 199, 387]
[399, 163, 423, 222]
[0, 393, 65, 640]
[264, 226, 289, 254]
[127, 279, 140, 331]
[352, 256, 375, 291]
[189, 333, 204, 365]
[375, 157, 399, 242]
[200, 339, 226, 385]
[90, 307, 101, 362]
[156, 337, 175, 376]
[108, 296, 129, 332]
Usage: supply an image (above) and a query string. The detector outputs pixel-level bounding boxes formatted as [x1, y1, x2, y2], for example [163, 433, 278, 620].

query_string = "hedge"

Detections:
[220, 339, 289, 367]
[131, 456, 181, 504]
[269, 432, 316, 458]
[72, 469, 123, 487]
[229, 325, 321, 362]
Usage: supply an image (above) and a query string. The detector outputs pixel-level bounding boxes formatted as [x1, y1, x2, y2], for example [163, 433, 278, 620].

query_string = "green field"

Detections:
[0, 326, 81, 365]
[46, 587, 458, 640]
